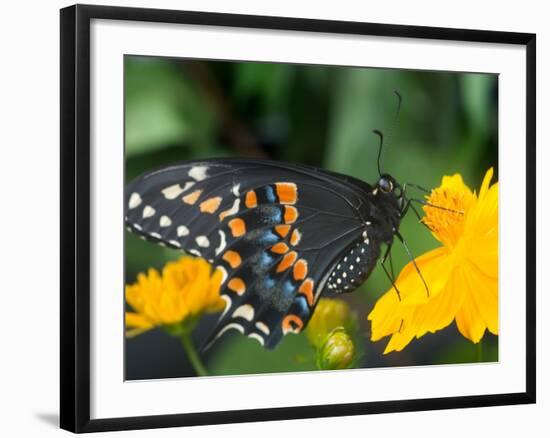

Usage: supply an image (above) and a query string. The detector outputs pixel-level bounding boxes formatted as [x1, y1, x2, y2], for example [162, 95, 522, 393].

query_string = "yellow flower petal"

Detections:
[407, 270, 464, 337]
[383, 328, 415, 354]
[368, 290, 403, 342]
[125, 312, 154, 337]
[455, 289, 486, 343]
[125, 256, 223, 337]
[462, 263, 498, 335]
[398, 247, 454, 305]
[369, 168, 498, 352]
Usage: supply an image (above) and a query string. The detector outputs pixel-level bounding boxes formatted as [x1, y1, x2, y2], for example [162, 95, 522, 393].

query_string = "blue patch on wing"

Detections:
[281, 279, 295, 300]
[265, 186, 276, 203]
[256, 229, 279, 245]
[260, 251, 275, 266]
[263, 276, 276, 289]
[293, 295, 309, 316]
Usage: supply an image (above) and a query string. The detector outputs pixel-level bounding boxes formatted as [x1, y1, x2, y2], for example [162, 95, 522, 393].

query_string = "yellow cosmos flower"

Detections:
[125, 256, 224, 337]
[368, 168, 498, 353]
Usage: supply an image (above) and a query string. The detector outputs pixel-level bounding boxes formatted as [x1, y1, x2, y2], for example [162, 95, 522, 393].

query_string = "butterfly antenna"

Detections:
[394, 90, 402, 120]
[373, 129, 384, 176]
[411, 198, 464, 215]
[404, 183, 431, 194]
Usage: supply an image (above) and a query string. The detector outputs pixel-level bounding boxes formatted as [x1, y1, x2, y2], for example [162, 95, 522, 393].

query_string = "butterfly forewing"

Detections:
[125, 158, 369, 349]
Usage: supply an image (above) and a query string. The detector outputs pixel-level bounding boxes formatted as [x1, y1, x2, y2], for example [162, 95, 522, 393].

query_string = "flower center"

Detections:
[422, 176, 474, 248]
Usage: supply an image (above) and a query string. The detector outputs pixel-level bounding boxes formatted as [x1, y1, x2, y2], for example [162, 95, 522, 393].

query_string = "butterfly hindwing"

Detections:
[125, 158, 368, 349]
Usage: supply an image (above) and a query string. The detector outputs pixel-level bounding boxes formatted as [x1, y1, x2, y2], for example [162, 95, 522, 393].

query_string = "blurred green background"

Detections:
[124, 55, 498, 380]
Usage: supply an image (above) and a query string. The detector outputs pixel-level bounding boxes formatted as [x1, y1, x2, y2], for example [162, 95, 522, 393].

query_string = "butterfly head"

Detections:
[376, 174, 401, 197]
[369, 173, 407, 237]
[376, 174, 405, 209]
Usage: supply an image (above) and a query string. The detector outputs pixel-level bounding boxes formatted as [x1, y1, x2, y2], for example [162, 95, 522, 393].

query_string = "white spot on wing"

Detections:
[220, 295, 232, 319]
[183, 181, 195, 191]
[223, 198, 240, 220]
[231, 184, 240, 197]
[188, 249, 201, 257]
[215, 230, 227, 256]
[188, 166, 208, 181]
[217, 266, 228, 284]
[216, 323, 245, 340]
[177, 225, 189, 237]
[161, 184, 185, 200]
[255, 321, 270, 335]
[169, 240, 181, 248]
[129, 193, 142, 209]
[142, 205, 155, 218]
[232, 304, 255, 321]
[159, 215, 172, 227]
[133, 224, 142, 231]
[196, 235, 210, 248]
[248, 333, 265, 346]
[150, 232, 161, 239]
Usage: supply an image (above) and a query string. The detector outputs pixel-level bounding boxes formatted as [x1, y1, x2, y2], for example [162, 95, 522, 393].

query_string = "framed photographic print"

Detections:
[60, 4, 536, 433]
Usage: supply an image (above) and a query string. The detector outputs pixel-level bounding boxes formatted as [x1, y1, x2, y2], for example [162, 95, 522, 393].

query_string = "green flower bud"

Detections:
[306, 298, 355, 348]
[316, 328, 355, 370]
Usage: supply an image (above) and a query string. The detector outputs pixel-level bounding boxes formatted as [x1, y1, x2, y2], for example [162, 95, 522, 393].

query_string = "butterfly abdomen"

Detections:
[325, 228, 381, 294]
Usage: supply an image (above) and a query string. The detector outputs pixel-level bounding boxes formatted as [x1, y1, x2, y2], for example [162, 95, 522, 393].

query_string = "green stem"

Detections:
[180, 332, 208, 377]
[476, 340, 484, 363]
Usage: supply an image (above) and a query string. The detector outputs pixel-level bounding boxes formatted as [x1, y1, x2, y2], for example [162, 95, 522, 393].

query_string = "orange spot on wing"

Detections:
[275, 225, 291, 238]
[299, 278, 314, 306]
[277, 251, 297, 273]
[282, 314, 304, 334]
[245, 190, 258, 208]
[199, 196, 222, 213]
[275, 182, 298, 205]
[228, 278, 246, 295]
[228, 218, 246, 237]
[222, 250, 242, 268]
[271, 242, 289, 254]
[293, 259, 308, 281]
[290, 229, 302, 246]
[182, 189, 202, 205]
[284, 206, 298, 224]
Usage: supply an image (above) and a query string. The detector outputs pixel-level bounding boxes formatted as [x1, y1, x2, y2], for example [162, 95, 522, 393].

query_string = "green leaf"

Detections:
[125, 56, 216, 156]
[207, 332, 316, 375]
[232, 62, 294, 111]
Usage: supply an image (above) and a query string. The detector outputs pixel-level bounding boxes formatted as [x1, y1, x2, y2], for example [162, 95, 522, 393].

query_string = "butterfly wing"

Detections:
[125, 158, 368, 349]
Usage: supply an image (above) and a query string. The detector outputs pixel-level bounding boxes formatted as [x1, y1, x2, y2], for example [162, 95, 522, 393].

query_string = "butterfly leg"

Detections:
[380, 244, 402, 301]
[395, 231, 430, 298]
[401, 198, 432, 232]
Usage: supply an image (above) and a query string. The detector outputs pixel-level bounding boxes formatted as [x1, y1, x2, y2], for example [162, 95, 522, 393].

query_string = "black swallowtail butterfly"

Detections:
[125, 154, 423, 350]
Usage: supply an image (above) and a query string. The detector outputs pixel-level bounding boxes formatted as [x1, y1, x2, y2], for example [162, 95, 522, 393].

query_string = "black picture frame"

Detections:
[60, 4, 536, 433]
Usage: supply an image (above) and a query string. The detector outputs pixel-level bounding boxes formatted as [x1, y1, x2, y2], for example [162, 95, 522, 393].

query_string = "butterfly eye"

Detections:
[378, 177, 393, 193]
